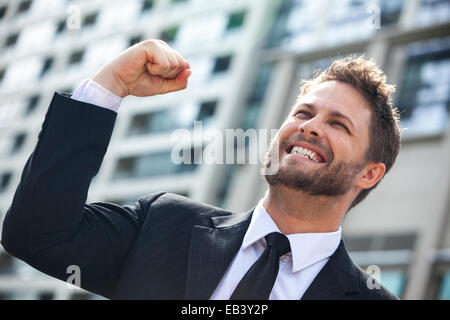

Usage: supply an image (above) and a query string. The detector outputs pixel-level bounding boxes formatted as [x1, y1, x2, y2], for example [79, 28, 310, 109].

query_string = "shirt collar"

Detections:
[242, 199, 342, 273]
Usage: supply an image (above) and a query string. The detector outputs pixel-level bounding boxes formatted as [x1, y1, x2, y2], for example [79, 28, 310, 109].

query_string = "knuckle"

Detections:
[142, 39, 158, 48]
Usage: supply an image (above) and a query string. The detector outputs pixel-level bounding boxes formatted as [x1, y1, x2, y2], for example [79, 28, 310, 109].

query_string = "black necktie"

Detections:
[230, 232, 291, 300]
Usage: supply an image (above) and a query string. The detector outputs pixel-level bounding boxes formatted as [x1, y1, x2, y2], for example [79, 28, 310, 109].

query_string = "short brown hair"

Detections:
[299, 55, 401, 209]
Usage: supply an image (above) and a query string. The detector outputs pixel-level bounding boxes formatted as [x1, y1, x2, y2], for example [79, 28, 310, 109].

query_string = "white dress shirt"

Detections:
[71, 79, 122, 112]
[210, 199, 342, 300]
[70, 80, 343, 300]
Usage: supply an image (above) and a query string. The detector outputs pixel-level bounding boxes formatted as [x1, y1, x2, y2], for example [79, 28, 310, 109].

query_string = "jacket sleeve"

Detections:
[0, 92, 162, 298]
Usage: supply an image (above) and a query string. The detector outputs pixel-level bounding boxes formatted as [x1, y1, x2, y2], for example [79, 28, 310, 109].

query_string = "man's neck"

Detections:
[262, 186, 348, 234]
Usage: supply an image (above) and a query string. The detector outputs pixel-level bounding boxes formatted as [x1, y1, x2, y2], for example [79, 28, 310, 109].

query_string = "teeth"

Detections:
[290, 146, 320, 163]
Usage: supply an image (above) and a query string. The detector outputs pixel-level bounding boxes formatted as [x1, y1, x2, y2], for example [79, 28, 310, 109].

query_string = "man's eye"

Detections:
[332, 121, 349, 132]
[295, 110, 311, 118]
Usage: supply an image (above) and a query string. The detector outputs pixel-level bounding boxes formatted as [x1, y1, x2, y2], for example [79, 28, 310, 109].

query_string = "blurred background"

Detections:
[0, 0, 449, 300]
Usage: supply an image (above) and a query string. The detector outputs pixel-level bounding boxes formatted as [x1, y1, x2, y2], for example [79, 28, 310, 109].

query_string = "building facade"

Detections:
[0, 0, 449, 299]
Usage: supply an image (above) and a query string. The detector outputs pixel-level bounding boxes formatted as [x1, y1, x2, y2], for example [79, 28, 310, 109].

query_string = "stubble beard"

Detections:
[262, 138, 367, 197]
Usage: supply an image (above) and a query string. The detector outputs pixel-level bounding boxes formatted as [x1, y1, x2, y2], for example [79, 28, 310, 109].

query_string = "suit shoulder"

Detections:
[137, 192, 233, 223]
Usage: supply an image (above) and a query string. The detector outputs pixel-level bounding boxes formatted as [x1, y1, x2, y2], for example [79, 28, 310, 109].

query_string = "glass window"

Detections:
[396, 37, 450, 137]
[141, 0, 154, 12]
[265, 0, 325, 51]
[379, 0, 404, 26]
[16, 0, 32, 15]
[0, 67, 5, 84]
[82, 12, 98, 28]
[242, 63, 274, 130]
[0, 6, 7, 20]
[129, 34, 143, 47]
[114, 150, 198, 180]
[55, 19, 66, 35]
[323, 0, 376, 47]
[439, 271, 450, 300]
[128, 100, 216, 136]
[0, 172, 12, 193]
[160, 26, 179, 44]
[416, 0, 450, 27]
[0, 252, 14, 274]
[10, 133, 26, 154]
[226, 10, 246, 31]
[197, 100, 218, 127]
[380, 270, 406, 298]
[40, 56, 54, 78]
[5, 32, 19, 48]
[212, 55, 232, 74]
[24, 94, 40, 115]
[68, 49, 85, 65]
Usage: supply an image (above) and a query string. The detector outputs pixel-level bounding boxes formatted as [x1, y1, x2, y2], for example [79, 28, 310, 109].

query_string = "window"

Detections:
[212, 55, 232, 74]
[55, 19, 66, 35]
[380, 270, 407, 298]
[16, 0, 32, 15]
[0, 67, 5, 84]
[141, 0, 154, 12]
[379, 0, 404, 27]
[0, 172, 12, 192]
[25, 94, 40, 115]
[5, 32, 19, 47]
[0, 6, 7, 20]
[11, 133, 26, 154]
[40, 57, 54, 78]
[114, 150, 198, 180]
[226, 10, 246, 31]
[242, 63, 273, 130]
[0, 252, 14, 274]
[160, 26, 178, 44]
[344, 233, 416, 252]
[265, 0, 323, 51]
[417, 0, 450, 26]
[68, 49, 84, 65]
[439, 271, 450, 299]
[396, 37, 450, 137]
[83, 12, 98, 27]
[128, 101, 217, 136]
[197, 100, 217, 125]
[129, 34, 143, 47]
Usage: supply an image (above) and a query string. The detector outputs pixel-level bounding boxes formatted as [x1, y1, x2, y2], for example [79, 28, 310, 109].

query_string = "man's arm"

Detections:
[0, 40, 191, 298]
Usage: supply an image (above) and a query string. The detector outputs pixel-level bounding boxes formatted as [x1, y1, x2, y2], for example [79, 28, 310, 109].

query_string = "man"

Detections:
[1, 39, 400, 300]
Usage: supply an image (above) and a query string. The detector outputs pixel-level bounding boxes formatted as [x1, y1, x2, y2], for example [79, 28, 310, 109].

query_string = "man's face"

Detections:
[264, 80, 373, 196]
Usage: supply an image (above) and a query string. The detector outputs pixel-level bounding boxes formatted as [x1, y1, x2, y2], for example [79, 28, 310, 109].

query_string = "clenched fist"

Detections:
[92, 39, 192, 98]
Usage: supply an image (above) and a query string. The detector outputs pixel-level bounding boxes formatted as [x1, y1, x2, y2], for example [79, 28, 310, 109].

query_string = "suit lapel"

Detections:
[185, 209, 253, 299]
[301, 240, 361, 300]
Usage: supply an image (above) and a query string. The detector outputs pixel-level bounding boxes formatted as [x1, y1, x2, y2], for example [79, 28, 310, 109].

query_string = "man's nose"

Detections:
[298, 119, 323, 138]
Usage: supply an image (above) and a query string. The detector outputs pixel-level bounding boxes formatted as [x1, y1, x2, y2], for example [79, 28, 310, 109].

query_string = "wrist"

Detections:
[92, 67, 128, 98]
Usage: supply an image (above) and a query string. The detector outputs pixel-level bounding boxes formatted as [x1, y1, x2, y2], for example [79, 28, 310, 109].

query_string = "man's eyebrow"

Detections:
[295, 103, 355, 131]
[329, 110, 355, 130]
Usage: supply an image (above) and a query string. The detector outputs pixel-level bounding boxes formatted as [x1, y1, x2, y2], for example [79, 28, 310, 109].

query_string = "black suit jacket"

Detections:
[1, 93, 398, 300]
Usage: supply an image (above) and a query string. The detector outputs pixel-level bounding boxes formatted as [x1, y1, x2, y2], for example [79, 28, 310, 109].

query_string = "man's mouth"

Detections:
[285, 143, 328, 164]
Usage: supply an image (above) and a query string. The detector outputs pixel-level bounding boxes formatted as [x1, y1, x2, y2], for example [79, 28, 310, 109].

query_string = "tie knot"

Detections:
[265, 232, 291, 257]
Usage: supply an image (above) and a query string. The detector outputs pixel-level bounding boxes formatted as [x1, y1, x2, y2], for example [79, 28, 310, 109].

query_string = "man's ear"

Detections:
[355, 162, 386, 190]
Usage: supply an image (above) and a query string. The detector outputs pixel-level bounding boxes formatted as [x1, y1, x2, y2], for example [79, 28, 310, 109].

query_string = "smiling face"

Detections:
[263, 80, 376, 197]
